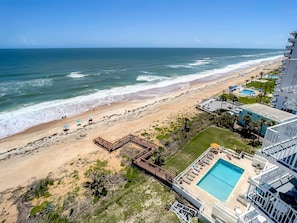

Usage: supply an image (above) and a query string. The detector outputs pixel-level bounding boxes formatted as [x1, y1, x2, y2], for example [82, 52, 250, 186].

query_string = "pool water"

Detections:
[197, 159, 244, 202]
[239, 89, 255, 96]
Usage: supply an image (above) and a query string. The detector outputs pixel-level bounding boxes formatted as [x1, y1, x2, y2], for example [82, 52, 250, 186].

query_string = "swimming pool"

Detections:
[197, 158, 244, 202]
[239, 89, 255, 96]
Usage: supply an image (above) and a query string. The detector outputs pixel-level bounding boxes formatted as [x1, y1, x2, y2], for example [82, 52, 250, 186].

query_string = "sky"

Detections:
[0, 0, 296, 49]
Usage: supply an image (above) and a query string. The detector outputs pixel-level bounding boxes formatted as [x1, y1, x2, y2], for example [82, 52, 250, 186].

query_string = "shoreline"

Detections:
[0, 56, 282, 140]
[0, 58, 282, 191]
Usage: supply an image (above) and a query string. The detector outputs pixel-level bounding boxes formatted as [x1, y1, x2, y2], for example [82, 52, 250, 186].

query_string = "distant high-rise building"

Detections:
[271, 31, 297, 114]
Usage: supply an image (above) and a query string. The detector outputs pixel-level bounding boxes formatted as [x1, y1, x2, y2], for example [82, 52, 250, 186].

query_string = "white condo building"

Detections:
[271, 31, 297, 114]
[238, 118, 297, 223]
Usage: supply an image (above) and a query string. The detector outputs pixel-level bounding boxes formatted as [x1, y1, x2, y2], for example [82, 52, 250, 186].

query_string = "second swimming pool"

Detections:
[197, 158, 244, 202]
[239, 89, 256, 96]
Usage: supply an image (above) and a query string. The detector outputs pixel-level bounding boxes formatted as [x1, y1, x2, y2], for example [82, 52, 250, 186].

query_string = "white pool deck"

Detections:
[174, 149, 260, 221]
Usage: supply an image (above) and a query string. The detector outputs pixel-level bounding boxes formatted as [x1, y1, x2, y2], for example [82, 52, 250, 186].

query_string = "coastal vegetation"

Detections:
[8, 110, 260, 223]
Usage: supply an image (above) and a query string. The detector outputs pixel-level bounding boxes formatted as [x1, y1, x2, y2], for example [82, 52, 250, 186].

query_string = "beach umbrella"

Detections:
[77, 119, 82, 126]
[210, 143, 220, 149]
[88, 116, 93, 122]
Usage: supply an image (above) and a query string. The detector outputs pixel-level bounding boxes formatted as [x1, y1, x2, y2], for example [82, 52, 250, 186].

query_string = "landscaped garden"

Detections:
[164, 126, 256, 173]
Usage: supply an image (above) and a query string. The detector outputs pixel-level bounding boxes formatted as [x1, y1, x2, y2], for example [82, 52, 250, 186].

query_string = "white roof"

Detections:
[240, 103, 296, 122]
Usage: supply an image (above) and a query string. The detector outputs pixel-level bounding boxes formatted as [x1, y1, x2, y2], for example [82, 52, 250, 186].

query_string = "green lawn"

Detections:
[164, 126, 254, 173]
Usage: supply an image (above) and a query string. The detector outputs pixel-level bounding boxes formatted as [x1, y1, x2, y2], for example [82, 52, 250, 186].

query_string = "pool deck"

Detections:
[176, 150, 258, 220]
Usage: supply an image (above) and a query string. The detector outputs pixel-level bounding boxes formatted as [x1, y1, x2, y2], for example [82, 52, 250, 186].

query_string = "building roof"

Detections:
[240, 103, 297, 123]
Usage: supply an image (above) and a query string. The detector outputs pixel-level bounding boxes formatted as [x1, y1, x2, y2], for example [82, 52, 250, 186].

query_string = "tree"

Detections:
[219, 94, 227, 109]
[242, 115, 253, 136]
[151, 147, 165, 166]
[229, 94, 238, 108]
[258, 118, 267, 136]
[232, 114, 239, 132]
[260, 72, 264, 79]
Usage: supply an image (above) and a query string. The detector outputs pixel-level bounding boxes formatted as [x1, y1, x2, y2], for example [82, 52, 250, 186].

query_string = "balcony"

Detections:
[270, 97, 277, 103]
[286, 45, 294, 50]
[291, 31, 297, 38]
[288, 38, 296, 43]
[238, 207, 270, 223]
[246, 166, 297, 223]
[261, 119, 297, 175]
[284, 52, 292, 58]
[262, 137, 297, 173]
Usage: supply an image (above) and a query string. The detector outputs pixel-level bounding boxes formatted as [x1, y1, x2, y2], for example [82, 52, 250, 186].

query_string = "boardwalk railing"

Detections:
[93, 134, 174, 186]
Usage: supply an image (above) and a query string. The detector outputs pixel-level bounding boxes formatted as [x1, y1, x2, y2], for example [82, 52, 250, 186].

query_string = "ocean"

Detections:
[0, 48, 283, 139]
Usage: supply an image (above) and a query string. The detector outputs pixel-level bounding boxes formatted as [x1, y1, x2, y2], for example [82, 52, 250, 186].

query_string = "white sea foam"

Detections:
[188, 58, 211, 66]
[0, 55, 283, 139]
[0, 79, 53, 95]
[136, 75, 170, 82]
[67, 71, 85, 78]
[140, 71, 154, 75]
[167, 64, 193, 69]
[103, 69, 116, 74]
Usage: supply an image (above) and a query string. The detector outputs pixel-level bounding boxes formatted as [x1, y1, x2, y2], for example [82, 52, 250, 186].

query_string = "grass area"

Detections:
[81, 177, 178, 223]
[164, 126, 254, 173]
[237, 96, 258, 104]
[246, 78, 276, 93]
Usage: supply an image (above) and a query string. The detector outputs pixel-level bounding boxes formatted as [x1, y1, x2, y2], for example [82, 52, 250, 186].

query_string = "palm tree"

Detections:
[250, 121, 260, 146]
[229, 95, 238, 108]
[219, 94, 227, 109]
[242, 115, 252, 136]
[231, 114, 239, 132]
[267, 120, 277, 127]
[258, 118, 267, 136]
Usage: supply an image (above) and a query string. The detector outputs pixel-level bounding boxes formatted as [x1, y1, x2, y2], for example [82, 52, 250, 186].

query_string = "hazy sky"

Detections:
[1, 0, 296, 49]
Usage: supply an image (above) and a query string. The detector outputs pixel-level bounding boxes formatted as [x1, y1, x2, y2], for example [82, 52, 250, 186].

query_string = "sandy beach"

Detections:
[0, 59, 282, 191]
[0, 58, 282, 221]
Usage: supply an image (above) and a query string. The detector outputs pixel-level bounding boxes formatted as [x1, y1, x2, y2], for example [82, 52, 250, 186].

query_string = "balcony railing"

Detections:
[286, 45, 294, 50]
[288, 38, 296, 43]
[261, 119, 297, 174]
[246, 166, 297, 223]
[237, 208, 267, 223]
[261, 137, 297, 172]
[284, 52, 292, 57]
[263, 119, 297, 146]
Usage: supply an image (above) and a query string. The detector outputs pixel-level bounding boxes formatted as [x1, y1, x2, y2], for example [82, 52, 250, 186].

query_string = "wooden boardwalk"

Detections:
[93, 134, 174, 186]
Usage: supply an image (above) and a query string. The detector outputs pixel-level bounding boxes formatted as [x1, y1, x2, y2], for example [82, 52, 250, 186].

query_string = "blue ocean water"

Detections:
[0, 48, 283, 139]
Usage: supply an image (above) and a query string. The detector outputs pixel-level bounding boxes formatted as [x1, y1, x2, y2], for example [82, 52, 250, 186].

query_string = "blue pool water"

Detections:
[239, 89, 256, 96]
[197, 159, 244, 202]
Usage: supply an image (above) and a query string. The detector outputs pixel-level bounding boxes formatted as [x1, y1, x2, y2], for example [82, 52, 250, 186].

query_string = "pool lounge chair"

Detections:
[208, 152, 215, 158]
[198, 161, 205, 167]
[206, 154, 213, 160]
[192, 164, 200, 174]
[187, 174, 195, 180]
[183, 178, 192, 185]
[192, 168, 199, 175]
[193, 165, 200, 173]
[189, 172, 196, 178]
[203, 159, 210, 165]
